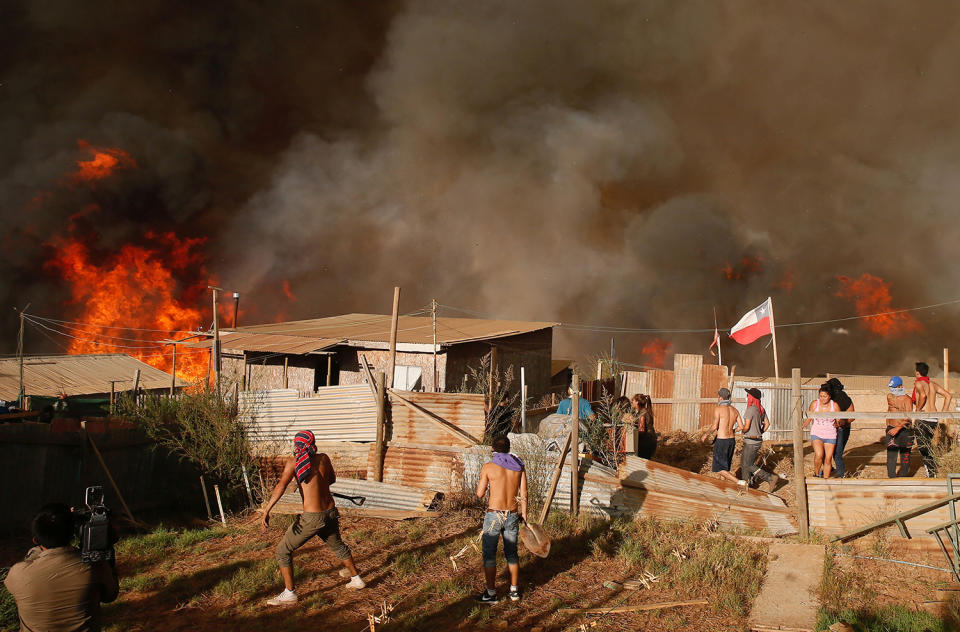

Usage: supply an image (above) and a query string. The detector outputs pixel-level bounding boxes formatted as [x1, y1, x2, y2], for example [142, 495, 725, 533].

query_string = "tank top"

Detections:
[810, 400, 838, 439]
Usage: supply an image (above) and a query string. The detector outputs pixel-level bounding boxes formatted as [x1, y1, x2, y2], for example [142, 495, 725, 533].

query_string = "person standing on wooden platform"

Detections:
[711, 388, 742, 485]
[803, 387, 839, 478]
[825, 378, 855, 478]
[912, 361, 953, 477]
[741, 388, 781, 492]
[886, 376, 914, 478]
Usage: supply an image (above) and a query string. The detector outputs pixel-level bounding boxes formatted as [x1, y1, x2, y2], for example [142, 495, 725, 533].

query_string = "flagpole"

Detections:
[767, 296, 780, 380]
[713, 306, 722, 366]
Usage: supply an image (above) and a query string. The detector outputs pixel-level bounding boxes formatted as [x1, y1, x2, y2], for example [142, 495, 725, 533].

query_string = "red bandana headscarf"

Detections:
[293, 430, 317, 483]
[747, 393, 765, 419]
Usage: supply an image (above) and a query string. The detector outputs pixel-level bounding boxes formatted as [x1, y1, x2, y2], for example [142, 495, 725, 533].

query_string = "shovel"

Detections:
[519, 520, 551, 558]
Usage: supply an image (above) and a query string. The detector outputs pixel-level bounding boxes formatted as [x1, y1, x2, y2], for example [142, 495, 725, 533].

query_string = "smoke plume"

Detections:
[4, 1, 960, 376]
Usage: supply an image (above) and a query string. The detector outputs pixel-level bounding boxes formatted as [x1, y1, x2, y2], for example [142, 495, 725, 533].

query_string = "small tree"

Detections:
[457, 352, 520, 442]
[118, 387, 256, 504]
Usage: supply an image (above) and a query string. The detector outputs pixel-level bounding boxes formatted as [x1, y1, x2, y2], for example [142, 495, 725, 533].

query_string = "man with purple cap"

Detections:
[475, 435, 527, 603]
[260, 430, 365, 605]
[886, 376, 914, 477]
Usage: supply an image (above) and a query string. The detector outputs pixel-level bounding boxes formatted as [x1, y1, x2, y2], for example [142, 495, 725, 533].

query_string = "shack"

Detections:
[201, 313, 556, 398]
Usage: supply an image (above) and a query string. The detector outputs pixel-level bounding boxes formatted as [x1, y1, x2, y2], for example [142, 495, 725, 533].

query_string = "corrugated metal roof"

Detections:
[0, 354, 185, 399]
[189, 332, 339, 354]
[225, 313, 556, 346]
[241, 386, 377, 442]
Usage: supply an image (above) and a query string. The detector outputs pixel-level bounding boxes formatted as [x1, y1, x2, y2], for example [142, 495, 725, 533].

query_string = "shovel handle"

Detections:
[332, 492, 366, 506]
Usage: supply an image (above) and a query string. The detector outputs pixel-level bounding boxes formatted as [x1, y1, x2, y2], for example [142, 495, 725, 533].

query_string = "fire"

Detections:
[45, 232, 212, 383]
[835, 273, 923, 338]
[721, 255, 764, 280]
[775, 271, 795, 292]
[282, 280, 297, 302]
[641, 339, 672, 368]
[71, 140, 136, 183]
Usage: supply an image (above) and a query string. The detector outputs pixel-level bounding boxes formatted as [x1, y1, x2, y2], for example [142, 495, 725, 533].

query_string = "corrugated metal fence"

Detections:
[241, 385, 378, 443]
[0, 423, 197, 534]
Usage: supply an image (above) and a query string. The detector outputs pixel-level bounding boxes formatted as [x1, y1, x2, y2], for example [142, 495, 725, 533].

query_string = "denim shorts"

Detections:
[481, 510, 520, 568]
[810, 435, 836, 445]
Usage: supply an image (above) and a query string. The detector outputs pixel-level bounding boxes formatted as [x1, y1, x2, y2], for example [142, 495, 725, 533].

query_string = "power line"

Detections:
[440, 297, 960, 335]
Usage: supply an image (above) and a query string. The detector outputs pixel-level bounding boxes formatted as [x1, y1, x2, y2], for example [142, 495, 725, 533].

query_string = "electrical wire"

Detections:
[440, 297, 960, 335]
[23, 313, 205, 335]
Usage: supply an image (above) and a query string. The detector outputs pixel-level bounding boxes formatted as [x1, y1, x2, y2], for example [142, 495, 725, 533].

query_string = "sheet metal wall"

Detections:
[671, 354, 703, 432]
[0, 424, 197, 533]
[388, 391, 485, 446]
[699, 365, 729, 429]
[375, 445, 464, 492]
[242, 386, 377, 443]
[733, 380, 819, 439]
[648, 369, 674, 433]
[807, 478, 952, 547]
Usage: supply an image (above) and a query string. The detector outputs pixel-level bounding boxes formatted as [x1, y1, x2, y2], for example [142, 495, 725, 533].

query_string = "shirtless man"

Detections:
[261, 430, 365, 605]
[475, 435, 528, 604]
[886, 376, 914, 477]
[711, 388, 743, 485]
[912, 361, 953, 477]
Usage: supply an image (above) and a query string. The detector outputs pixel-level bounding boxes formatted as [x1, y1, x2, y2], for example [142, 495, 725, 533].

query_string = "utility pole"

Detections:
[170, 343, 177, 395]
[570, 374, 580, 518]
[432, 298, 438, 392]
[209, 286, 222, 393]
[232, 292, 240, 328]
[387, 287, 400, 388]
[17, 304, 29, 408]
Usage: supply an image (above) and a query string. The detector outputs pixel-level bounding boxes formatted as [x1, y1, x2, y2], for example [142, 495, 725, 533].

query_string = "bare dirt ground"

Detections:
[2, 434, 957, 631]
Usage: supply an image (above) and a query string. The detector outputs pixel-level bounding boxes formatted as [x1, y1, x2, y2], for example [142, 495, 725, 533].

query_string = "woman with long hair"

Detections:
[632, 394, 657, 459]
[802, 387, 839, 478]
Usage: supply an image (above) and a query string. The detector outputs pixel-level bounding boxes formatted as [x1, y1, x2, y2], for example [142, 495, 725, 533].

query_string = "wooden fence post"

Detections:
[374, 371, 386, 482]
[792, 368, 809, 539]
[570, 374, 580, 518]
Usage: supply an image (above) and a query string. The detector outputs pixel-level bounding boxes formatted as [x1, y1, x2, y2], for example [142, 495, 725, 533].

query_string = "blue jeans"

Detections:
[833, 425, 851, 477]
[481, 510, 520, 568]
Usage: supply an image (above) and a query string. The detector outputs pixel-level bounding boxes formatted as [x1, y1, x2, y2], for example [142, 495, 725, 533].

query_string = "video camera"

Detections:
[73, 486, 115, 564]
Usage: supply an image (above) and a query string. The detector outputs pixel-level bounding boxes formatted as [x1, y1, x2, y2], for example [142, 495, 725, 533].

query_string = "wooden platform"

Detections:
[749, 542, 825, 632]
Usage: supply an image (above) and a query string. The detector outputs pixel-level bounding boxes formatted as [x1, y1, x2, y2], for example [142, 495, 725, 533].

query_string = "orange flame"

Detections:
[71, 140, 136, 183]
[774, 271, 795, 292]
[45, 232, 212, 384]
[835, 273, 922, 338]
[721, 255, 764, 281]
[281, 280, 297, 302]
[641, 339, 672, 368]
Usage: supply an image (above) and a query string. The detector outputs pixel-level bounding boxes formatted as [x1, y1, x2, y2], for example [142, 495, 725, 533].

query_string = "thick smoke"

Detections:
[4, 1, 960, 375]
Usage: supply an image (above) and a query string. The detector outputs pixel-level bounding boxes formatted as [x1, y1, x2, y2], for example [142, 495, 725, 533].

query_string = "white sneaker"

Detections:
[338, 568, 352, 578]
[346, 576, 366, 589]
[267, 589, 298, 605]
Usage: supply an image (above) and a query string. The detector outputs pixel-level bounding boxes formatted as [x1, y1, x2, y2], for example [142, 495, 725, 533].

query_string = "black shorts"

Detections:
[712, 437, 736, 472]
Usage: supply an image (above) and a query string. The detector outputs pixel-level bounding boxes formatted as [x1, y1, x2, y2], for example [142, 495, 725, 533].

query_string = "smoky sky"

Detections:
[3, 0, 960, 377]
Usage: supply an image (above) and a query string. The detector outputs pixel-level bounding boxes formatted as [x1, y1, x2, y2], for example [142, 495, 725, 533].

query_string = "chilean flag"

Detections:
[730, 299, 773, 345]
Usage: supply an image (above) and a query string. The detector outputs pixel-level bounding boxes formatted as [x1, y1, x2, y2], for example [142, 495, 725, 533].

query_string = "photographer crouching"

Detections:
[4, 498, 118, 632]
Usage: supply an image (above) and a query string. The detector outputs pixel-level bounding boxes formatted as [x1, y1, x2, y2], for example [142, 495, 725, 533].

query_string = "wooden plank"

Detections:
[832, 493, 960, 542]
[748, 543, 824, 632]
